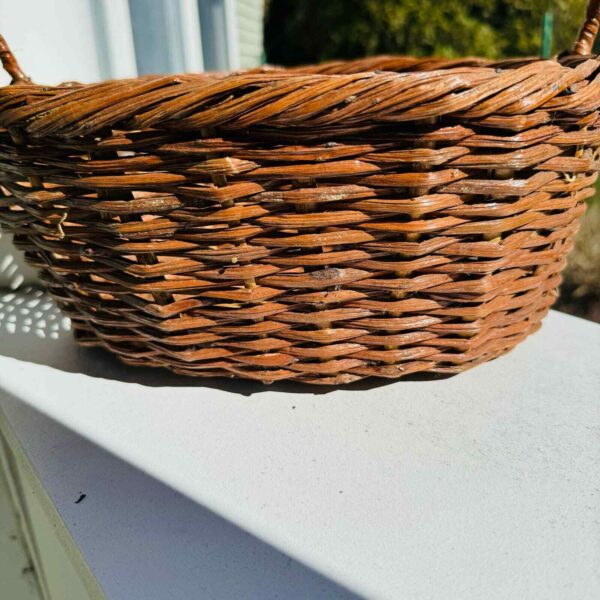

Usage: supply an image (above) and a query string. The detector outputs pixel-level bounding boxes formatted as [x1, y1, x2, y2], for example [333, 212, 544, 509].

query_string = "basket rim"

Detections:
[0, 53, 595, 89]
[0, 54, 599, 139]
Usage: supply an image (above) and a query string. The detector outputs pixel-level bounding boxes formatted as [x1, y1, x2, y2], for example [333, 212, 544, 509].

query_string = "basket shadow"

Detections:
[0, 288, 453, 396]
[0, 395, 364, 600]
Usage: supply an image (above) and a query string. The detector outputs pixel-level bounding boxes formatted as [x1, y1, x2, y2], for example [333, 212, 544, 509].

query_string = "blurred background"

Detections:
[0, 0, 598, 322]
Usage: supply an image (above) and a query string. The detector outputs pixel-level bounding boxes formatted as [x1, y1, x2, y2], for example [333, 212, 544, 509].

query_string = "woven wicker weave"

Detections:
[1, 4, 599, 384]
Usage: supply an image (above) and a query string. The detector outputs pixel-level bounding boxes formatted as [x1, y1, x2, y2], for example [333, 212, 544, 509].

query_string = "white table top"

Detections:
[0, 289, 599, 600]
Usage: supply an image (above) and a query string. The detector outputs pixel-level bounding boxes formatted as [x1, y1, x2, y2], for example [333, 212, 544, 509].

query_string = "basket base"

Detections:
[62, 294, 553, 385]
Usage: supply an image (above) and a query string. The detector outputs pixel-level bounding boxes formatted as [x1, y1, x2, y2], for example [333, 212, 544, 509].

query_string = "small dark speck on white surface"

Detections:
[74, 493, 86, 504]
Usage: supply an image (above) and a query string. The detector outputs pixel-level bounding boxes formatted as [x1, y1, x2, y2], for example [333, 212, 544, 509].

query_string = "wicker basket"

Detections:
[1, 4, 599, 385]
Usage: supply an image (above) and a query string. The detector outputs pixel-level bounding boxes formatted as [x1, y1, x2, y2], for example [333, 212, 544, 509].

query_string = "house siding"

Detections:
[235, 0, 264, 68]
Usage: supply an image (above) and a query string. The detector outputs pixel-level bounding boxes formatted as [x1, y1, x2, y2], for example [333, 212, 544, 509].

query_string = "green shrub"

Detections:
[265, 0, 588, 65]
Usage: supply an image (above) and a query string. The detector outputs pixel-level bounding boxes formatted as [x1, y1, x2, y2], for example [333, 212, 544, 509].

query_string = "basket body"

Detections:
[0, 55, 598, 384]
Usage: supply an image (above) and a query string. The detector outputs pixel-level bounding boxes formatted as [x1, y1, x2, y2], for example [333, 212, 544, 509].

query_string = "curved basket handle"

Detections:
[0, 34, 31, 84]
[573, 0, 600, 55]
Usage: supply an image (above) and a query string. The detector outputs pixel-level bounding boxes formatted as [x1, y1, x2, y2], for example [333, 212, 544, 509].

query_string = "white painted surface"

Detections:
[0, 238, 38, 289]
[0, 453, 43, 600]
[0, 421, 100, 600]
[236, 0, 264, 68]
[0, 0, 102, 86]
[0, 291, 599, 600]
[90, 0, 138, 80]
[178, 0, 205, 72]
[0, 394, 356, 599]
[224, 0, 241, 69]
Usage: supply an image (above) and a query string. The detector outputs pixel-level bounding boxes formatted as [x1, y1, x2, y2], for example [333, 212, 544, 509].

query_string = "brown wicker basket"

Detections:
[1, 4, 600, 385]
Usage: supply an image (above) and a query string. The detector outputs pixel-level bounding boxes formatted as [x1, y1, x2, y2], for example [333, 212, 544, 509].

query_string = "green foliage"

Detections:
[265, 0, 589, 66]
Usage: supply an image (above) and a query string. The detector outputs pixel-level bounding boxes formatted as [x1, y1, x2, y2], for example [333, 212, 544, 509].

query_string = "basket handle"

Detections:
[0, 33, 31, 84]
[573, 0, 600, 55]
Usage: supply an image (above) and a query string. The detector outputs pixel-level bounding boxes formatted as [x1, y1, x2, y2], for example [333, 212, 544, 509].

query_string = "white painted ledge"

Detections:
[0, 394, 357, 599]
[0, 291, 599, 600]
